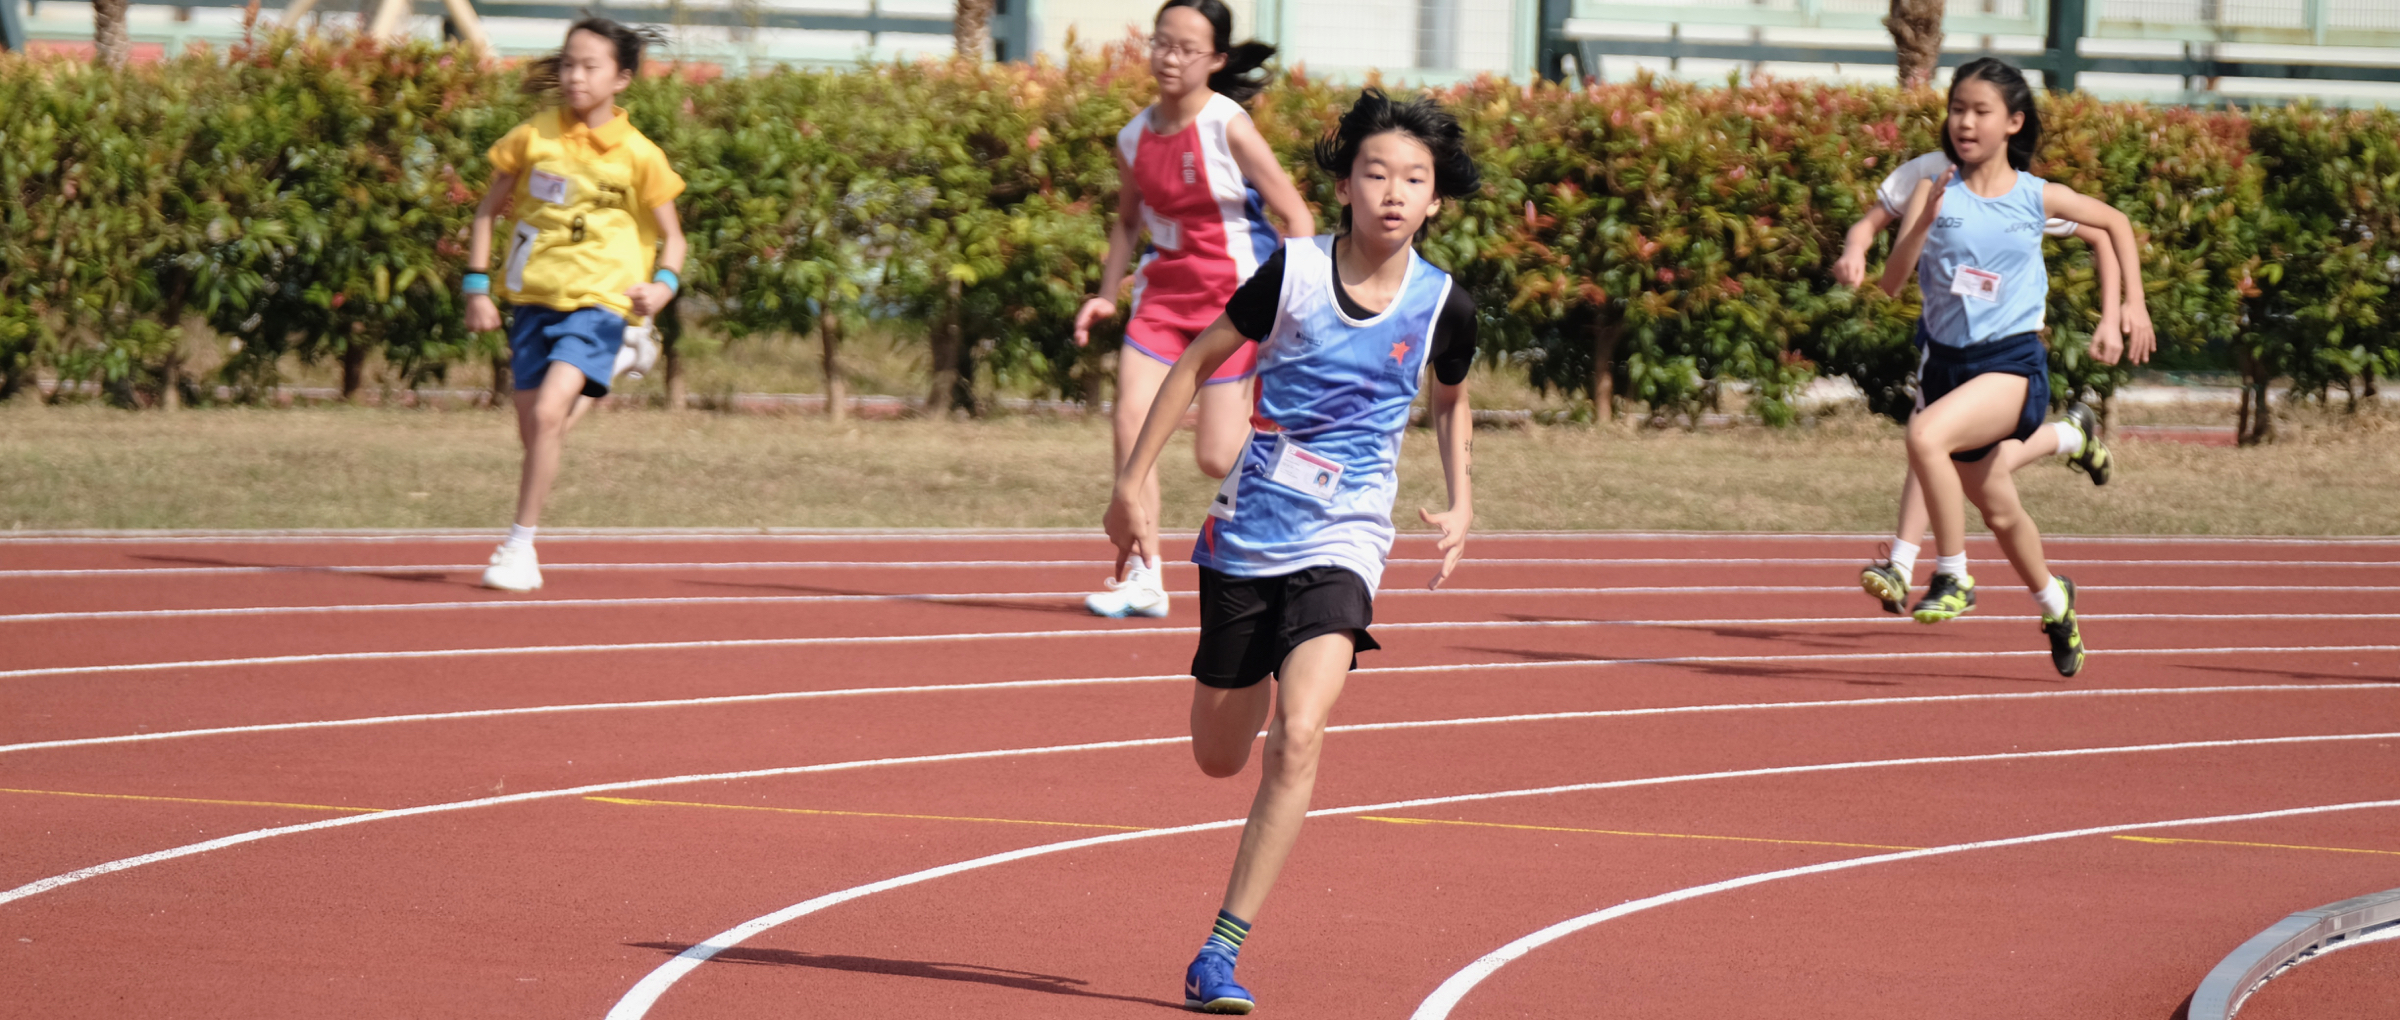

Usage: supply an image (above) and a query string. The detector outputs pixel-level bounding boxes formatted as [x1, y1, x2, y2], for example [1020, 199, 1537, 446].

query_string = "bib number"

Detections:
[503, 222, 540, 293]
[1267, 436, 1343, 502]
[528, 168, 570, 205]
[1141, 208, 1183, 252]
[1950, 266, 2003, 303]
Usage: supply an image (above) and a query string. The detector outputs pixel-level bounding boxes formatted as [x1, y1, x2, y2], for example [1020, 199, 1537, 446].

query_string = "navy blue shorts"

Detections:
[1917, 328, 2050, 464]
[509, 305, 625, 398]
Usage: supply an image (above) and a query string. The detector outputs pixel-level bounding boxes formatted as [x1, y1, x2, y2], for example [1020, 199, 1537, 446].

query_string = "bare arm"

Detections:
[1101, 313, 1250, 574]
[463, 171, 516, 332]
[1224, 114, 1315, 239]
[1879, 172, 1947, 297]
[625, 203, 686, 318]
[1835, 205, 1896, 288]
[1419, 377, 1474, 588]
[2072, 223, 2125, 364]
[1074, 153, 1146, 345]
[2046, 183, 2154, 362]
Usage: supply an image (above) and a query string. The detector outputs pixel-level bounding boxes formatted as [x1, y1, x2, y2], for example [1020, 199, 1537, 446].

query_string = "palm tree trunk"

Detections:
[820, 296, 848, 423]
[93, 0, 133, 67]
[953, 0, 993, 59]
[1885, 0, 1944, 88]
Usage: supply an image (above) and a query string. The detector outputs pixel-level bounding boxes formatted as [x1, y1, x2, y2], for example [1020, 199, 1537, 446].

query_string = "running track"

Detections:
[2, 530, 2395, 1019]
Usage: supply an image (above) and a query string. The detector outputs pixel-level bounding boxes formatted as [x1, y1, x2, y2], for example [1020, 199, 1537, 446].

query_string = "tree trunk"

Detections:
[820, 297, 847, 424]
[2236, 347, 2273, 446]
[926, 279, 963, 417]
[490, 352, 513, 404]
[1885, 0, 1944, 88]
[953, 0, 993, 59]
[341, 341, 370, 404]
[659, 301, 687, 411]
[94, 0, 132, 67]
[1591, 314, 1619, 422]
[160, 272, 190, 412]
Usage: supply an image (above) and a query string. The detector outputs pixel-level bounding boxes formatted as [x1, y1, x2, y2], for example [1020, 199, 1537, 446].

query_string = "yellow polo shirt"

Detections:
[488, 106, 685, 318]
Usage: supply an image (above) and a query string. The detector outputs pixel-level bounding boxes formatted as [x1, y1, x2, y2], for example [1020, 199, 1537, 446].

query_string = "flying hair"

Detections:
[520, 16, 668, 97]
[1940, 57, 2042, 173]
[1154, 0, 1275, 104]
[1311, 88, 1483, 235]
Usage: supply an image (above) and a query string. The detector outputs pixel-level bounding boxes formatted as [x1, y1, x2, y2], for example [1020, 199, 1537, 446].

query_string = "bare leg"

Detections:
[1960, 453, 2054, 593]
[1217, 632, 1353, 922]
[1190, 680, 1275, 779]
[1114, 351, 1173, 540]
[1894, 430, 2048, 549]
[563, 393, 598, 431]
[1192, 374, 1255, 481]
[1904, 373, 2029, 558]
[510, 361, 590, 528]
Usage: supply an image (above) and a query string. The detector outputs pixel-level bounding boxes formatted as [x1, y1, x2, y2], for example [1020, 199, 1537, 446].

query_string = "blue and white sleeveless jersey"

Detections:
[1916, 170, 2051, 347]
[1191, 235, 1450, 592]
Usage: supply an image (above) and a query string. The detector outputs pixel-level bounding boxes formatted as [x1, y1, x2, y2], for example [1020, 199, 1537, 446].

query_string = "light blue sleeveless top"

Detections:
[1916, 170, 2050, 347]
[1192, 235, 1449, 591]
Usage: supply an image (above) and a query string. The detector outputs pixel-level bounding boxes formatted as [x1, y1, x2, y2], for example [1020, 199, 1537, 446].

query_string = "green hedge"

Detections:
[1, 34, 2389, 428]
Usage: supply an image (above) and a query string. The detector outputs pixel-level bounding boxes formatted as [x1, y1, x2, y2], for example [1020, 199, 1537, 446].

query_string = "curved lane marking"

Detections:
[2, 528, 2392, 545]
[4, 556, 2391, 580]
[6, 678, 2394, 758]
[598, 736, 2400, 1020]
[1406, 798, 2400, 1020]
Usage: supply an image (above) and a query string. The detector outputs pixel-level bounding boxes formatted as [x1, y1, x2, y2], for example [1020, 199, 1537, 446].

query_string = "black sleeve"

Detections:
[1429, 284, 1478, 386]
[1224, 246, 1287, 341]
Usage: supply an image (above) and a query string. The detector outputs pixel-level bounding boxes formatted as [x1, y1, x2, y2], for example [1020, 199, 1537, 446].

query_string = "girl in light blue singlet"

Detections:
[1882, 57, 2157, 678]
[1100, 88, 1481, 1014]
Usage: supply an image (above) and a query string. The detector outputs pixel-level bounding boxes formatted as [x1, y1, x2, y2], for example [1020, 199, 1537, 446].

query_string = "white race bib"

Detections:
[528, 168, 570, 205]
[1267, 436, 1343, 502]
[502, 222, 541, 293]
[1951, 266, 2003, 303]
[1141, 207, 1183, 252]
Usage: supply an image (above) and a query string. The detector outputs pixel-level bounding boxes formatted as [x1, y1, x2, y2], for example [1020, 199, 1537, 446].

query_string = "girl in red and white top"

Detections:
[1074, 0, 1314, 619]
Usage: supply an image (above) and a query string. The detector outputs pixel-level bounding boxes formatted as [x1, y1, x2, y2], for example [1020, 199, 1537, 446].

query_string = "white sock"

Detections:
[504, 523, 537, 551]
[2034, 577, 2069, 619]
[1887, 540, 1920, 579]
[2051, 420, 2084, 459]
[1935, 552, 1967, 578]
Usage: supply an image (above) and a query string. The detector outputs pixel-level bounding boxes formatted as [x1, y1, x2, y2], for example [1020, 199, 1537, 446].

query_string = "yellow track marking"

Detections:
[1357, 815, 1924, 851]
[585, 796, 1148, 831]
[0, 786, 382, 813]
[2114, 835, 2400, 857]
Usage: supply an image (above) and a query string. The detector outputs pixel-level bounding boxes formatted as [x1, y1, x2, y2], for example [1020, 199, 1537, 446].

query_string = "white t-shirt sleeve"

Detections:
[1877, 151, 1955, 218]
[2042, 218, 2079, 238]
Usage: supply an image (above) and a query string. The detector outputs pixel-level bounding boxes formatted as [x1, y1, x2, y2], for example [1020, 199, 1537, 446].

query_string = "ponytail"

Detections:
[1155, 0, 1276, 104]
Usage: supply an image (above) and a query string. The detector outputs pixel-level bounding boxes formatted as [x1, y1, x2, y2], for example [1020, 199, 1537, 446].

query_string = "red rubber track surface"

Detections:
[2, 532, 2395, 1019]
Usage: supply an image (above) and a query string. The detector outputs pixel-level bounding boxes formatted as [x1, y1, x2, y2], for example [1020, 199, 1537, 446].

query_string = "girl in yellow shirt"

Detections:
[463, 17, 687, 592]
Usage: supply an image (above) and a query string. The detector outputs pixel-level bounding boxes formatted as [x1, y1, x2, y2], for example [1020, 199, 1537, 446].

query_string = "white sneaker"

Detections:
[481, 542, 543, 592]
[1084, 562, 1168, 618]
[618, 323, 660, 379]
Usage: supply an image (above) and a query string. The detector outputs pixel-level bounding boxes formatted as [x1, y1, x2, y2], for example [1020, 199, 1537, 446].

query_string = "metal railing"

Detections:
[2190, 886, 2400, 1020]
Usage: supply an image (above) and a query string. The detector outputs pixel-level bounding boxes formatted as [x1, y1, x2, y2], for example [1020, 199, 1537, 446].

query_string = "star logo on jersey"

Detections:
[1388, 339, 1412, 365]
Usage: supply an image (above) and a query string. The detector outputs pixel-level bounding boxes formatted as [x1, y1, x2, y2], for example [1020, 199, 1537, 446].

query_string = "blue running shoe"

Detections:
[1184, 952, 1255, 1014]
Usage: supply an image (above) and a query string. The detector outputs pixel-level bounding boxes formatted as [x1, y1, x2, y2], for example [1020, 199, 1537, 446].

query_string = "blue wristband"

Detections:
[653, 268, 680, 295]
[462, 272, 490, 296]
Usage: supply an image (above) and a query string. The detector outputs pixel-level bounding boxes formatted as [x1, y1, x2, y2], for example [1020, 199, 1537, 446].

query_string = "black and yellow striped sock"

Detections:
[1201, 909, 1251, 962]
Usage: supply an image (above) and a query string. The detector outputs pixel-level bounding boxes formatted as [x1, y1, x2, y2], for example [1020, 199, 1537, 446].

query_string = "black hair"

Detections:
[520, 16, 666, 97]
[1940, 57, 2041, 173]
[1311, 88, 1482, 236]
[1154, 0, 1275, 104]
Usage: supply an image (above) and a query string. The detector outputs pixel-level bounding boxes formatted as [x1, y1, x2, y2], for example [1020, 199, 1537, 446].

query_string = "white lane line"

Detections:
[8, 611, 2398, 682]
[3, 556, 2391, 580]
[2, 528, 2392, 545]
[1406, 797, 2400, 1020]
[598, 735, 2400, 1020]
[12, 586, 2398, 625]
[8, 677, 2392, 758]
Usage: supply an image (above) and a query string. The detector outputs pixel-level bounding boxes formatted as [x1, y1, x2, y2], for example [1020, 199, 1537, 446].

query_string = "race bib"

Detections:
[1267, 436, 1343, 502]
[1206, 462, 1241, 521]
[1951, 266, 2003, 303]
[528, 168, 570, 205]
[503, 222, 540, 293]
[1141, 207, 1183, 252]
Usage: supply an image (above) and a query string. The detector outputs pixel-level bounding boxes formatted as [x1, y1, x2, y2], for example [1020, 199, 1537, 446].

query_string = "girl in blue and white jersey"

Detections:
[1102, 88, 1479, 1014]
[1879, 57, 2155, 677]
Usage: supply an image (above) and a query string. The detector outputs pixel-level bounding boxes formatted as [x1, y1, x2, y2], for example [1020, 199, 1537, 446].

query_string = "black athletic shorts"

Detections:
[1917, 327, 2051, 463]
[1192, 565, 1380, 689]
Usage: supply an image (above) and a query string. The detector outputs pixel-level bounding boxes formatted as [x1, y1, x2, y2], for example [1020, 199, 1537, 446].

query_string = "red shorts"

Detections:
[1125, 320, 1257, 384]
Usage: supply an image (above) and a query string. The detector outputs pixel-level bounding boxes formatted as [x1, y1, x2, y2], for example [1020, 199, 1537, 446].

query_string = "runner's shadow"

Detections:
[2180, 664, 2398, 683]
[127, 553, 453, 584]
[624, 942, 1183, 1008]
[680, 579, 1091, 615]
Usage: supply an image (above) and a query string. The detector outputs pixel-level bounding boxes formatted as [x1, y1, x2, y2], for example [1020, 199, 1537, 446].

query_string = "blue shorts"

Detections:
[1917, 327, 2049, 464]
[509, 305, 625, 398]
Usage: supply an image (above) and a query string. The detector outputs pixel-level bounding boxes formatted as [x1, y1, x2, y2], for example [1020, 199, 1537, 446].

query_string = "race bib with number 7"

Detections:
[1950, 266, 2003, 303]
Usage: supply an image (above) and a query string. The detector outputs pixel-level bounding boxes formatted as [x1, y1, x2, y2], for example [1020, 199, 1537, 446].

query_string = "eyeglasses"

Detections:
[1148, 37, 1214, 65]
